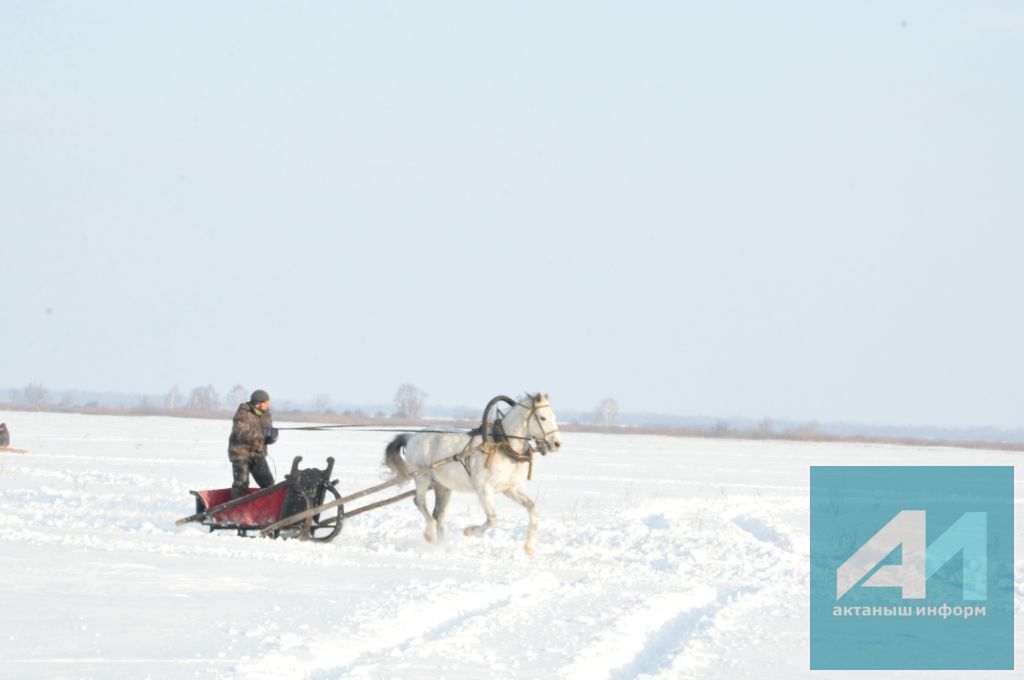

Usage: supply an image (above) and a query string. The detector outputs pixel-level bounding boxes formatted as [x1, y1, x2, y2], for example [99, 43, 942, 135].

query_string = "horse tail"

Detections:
[385, 433, 412, 478]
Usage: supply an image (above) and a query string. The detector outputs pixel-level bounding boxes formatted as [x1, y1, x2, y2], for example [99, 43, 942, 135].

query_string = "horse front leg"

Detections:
[503, 485, 538, 555]
[413, 477, 438, 543]
[464, 481, 497, 538]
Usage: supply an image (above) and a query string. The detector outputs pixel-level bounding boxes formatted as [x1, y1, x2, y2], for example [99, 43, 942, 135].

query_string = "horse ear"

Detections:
[543, 393, 549, 400]
[533, 392, 542, 402]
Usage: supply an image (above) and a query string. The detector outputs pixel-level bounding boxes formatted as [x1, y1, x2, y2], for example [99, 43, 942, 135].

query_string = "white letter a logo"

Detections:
[836, 510, 927, 600]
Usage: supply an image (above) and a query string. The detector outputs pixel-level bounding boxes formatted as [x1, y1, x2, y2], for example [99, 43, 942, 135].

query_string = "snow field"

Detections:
[0, 412, 1021, 679]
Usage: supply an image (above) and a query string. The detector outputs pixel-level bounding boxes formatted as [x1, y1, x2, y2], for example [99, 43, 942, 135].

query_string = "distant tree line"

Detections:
[6, 381, 1024, 450]
[4, 381, 434, 421]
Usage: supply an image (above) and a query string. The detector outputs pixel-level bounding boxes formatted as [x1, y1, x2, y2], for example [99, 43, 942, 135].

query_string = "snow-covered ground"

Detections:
[0, 412, 1020, 679]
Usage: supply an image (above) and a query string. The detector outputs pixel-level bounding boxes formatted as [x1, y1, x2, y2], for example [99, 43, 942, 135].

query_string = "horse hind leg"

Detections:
[432, 483, 453, 541]
[413, 477, 438, 543]
[503, 485, 538, 555]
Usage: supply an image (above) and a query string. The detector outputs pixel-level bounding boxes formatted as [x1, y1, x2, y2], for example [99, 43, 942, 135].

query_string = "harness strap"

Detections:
[492, 418, 508, 445]
[453, 439, 538, 481]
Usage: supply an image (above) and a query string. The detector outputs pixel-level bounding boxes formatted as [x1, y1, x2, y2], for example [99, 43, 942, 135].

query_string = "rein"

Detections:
[276, 395, 559, 482]
[275, 423, 543, 440]
[274, 424, 546, 446]
[276, 425, 477, 435]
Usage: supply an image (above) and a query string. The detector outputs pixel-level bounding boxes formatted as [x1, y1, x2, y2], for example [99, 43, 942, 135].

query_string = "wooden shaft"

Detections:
[337, 476, 409, 505]
[259, 476, 407, 535]
[340, 490, 417, 520]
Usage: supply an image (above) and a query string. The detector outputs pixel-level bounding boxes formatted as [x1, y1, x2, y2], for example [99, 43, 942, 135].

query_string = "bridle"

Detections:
[494, 397, 560, 457]
[520, 398, 560, 456]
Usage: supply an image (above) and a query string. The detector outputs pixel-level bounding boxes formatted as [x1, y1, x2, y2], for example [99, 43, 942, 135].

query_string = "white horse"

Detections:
[384, 393, 562, 555]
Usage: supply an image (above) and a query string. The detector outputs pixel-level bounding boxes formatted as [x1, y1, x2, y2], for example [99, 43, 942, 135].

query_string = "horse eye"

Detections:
[540, 416, 547, 421]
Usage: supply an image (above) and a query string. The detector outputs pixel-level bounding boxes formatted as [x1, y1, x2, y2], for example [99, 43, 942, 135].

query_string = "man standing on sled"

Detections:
[228, 389, 279, 499]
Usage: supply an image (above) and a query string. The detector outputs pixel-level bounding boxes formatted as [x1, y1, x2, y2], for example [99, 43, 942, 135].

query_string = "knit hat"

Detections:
[250, 389, 270, 404]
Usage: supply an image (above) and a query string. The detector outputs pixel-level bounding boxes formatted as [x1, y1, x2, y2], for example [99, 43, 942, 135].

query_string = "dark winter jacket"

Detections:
[227, 403, 276, 461]
[0, 423, 8, 448]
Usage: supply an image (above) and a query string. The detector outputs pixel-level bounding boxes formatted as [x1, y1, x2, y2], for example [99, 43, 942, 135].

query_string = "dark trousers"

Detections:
[230, 456, 275, 499]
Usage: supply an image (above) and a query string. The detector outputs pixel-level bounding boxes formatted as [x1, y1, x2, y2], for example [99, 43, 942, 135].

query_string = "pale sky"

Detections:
[2, 2, 1022, 428]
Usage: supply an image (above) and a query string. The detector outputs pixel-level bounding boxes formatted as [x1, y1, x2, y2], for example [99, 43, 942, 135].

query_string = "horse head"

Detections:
[517, 392, 562, 455]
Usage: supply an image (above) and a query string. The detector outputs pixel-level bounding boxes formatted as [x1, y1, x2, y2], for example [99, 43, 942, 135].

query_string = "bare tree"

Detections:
[313, 393, 333, 414]
[187, 385, 220, 413]
[164, 385, 183, 411]
[226, 384, 248, 408]
[21, 382, 49, 406]
[595, 397, 619, 426]
[393, 383, 427, 419]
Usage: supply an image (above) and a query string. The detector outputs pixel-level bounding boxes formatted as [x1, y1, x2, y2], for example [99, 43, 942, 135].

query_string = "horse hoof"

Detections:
[463, 527, 473, 537]
[424, 532, 436, 543]
[524, 544, 535, 556]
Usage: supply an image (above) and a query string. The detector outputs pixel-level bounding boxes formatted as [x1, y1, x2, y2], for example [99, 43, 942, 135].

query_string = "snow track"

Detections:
[1, 413, 1021, 679]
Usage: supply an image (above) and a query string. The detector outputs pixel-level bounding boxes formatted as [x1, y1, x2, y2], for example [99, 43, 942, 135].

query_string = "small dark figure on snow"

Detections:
[227, 390, 279, 499]
[0, 423, 9, 448]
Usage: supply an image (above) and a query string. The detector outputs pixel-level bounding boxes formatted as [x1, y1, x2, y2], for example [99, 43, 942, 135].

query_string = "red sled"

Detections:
[179, 456, 343, 542]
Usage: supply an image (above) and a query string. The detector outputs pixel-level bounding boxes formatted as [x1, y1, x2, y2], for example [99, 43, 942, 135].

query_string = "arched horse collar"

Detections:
[475, 394, 516, 445]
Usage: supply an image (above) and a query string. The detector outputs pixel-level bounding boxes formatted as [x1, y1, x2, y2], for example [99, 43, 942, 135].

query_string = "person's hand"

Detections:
[263, 427, 279, 439]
